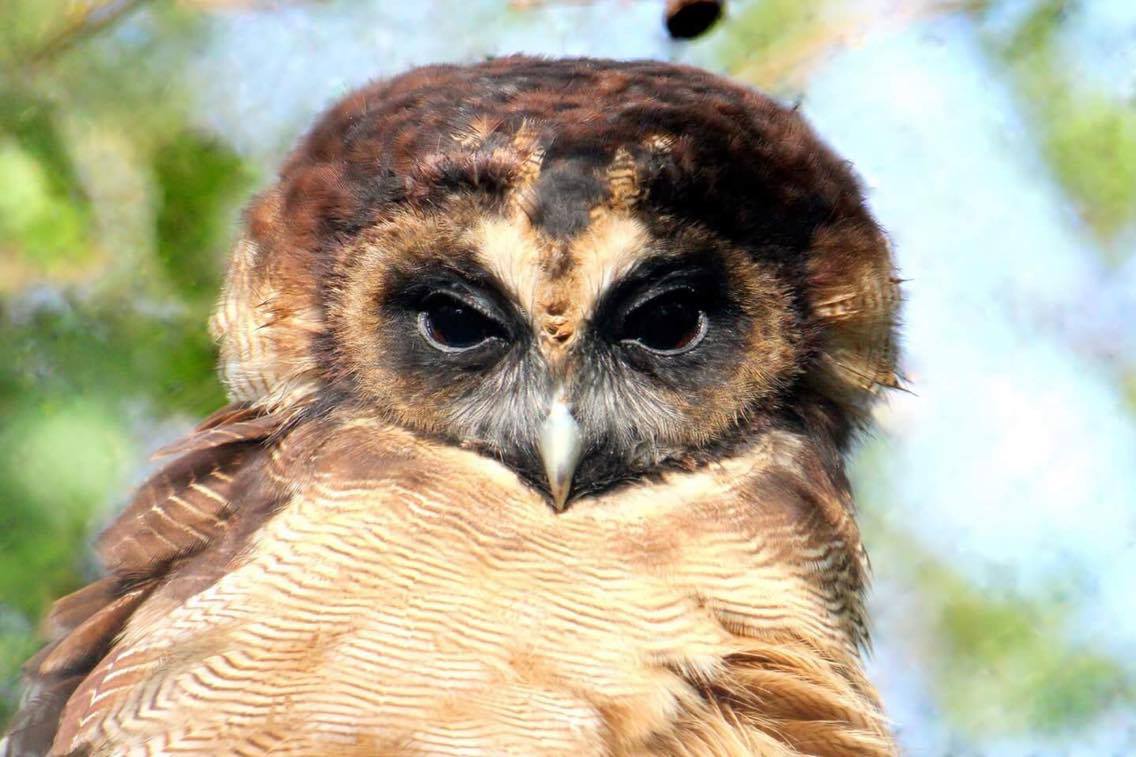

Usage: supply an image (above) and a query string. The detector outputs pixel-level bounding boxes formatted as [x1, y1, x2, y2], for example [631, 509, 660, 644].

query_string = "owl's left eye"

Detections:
[418, 293, 508, 352]
[618, 287, 708, 355]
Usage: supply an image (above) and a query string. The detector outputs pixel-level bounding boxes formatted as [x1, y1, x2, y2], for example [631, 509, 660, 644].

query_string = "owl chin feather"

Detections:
[5, 56, 899, 756]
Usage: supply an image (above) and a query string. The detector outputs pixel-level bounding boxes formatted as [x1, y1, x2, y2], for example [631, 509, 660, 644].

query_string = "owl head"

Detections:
[210, 57, 899, 510]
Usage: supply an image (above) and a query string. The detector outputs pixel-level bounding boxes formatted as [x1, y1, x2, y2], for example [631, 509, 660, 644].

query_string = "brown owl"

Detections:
[3, 57, 900, 756]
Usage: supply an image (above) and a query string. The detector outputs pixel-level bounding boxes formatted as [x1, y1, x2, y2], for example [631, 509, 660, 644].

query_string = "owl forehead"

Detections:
[395, 119, 663, 345]
[474, 207, 648, 347]
[456, 134, 661, 347]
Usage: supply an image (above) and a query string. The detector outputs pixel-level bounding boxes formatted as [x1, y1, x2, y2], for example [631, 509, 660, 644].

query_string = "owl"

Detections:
[3, 57, 900, 756]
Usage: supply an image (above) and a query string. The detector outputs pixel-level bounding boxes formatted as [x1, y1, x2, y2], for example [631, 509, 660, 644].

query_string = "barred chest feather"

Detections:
[48, 411, 889, 755]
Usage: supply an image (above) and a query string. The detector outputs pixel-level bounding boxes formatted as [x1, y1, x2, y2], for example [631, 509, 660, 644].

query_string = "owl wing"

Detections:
[1, 404, 282, 756]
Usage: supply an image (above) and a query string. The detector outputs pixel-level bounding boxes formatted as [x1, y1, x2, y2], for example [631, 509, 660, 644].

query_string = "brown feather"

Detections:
[3, 405, 281, 756]
[35, 411, 894, 754]
[5, 57, 901, 756]
[35, 591, 147, 677]
[41, 579, 118, 639]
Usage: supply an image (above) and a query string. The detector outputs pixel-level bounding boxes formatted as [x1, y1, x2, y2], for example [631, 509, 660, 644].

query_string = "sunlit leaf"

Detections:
[153, 131, 256, 301]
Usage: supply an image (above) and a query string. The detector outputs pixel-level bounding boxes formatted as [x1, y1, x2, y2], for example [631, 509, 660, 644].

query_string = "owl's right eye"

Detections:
[418, 293, 508, 352]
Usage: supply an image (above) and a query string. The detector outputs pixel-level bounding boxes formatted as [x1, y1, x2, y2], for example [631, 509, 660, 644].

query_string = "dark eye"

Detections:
[619, 288, 708, 354]
[418, 294, 507, 352]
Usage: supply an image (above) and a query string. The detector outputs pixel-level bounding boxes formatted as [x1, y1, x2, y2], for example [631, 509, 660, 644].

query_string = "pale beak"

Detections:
[537, 393, 584, 511]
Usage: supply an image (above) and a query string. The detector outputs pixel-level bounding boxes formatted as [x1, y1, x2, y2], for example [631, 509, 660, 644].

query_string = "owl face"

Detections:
[332, 193, 801, 507]
[215, 58, 898, 510]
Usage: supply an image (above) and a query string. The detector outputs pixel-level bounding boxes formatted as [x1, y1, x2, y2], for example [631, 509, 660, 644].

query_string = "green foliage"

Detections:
[1, 300, 226, 420]
[0, 609, 39, 720]
[0, 0, 239, 724]
[1124, 372, 1136, 414]
[0, 0, 62, 67]
[1038, 91, 1136, 248]
[933, 573, 1131, 734]
[153, 131, 256, 302]
[0, 88, 93, 280]
[981, 0, 1136, 253]
[0, 89, 88, 205]
[856, 440, 1134, 742]
[0, 137, 88, 271]
[715, 0, 832, 93]
[0, 400, 133, 617]
[0, 292, 227, 721]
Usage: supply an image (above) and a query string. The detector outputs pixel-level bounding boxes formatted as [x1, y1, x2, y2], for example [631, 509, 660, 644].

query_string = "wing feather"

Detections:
[1, 403, 280, 756]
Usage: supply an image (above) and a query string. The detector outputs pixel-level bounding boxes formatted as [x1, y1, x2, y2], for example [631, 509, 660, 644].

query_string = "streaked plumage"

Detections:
[3, 57, 900, 755]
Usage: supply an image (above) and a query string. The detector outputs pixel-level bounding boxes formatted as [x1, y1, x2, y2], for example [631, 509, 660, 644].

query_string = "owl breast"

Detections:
[56, 411, 857, 755]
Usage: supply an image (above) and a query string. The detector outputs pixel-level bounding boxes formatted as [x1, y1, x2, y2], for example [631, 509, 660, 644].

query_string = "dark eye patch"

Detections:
[418, 292, 508, 352]
[594, 255, 728, 360]
[617, 287, 708, 354]
[381, 260, 524, 373]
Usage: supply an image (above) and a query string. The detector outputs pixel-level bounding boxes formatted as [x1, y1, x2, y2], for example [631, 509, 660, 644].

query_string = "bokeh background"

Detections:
[1, 0, 1134, 753]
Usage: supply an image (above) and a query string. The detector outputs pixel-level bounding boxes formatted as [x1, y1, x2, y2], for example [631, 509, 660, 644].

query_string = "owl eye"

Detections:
[418, 293, 507, 352]
[619, 287, 708, 355]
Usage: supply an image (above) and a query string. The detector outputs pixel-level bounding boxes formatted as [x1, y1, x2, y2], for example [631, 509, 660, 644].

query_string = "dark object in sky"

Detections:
[665, 0, 724, 39]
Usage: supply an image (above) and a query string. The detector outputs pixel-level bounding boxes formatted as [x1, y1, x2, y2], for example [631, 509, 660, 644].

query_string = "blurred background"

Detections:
[1, 0, 1133, 753]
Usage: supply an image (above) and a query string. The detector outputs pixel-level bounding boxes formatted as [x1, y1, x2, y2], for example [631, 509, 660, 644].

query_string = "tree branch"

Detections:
[25, 0, 155, 67]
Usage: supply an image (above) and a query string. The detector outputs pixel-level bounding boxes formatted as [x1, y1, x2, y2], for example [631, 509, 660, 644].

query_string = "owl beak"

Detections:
[538, 394, 584, 512]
